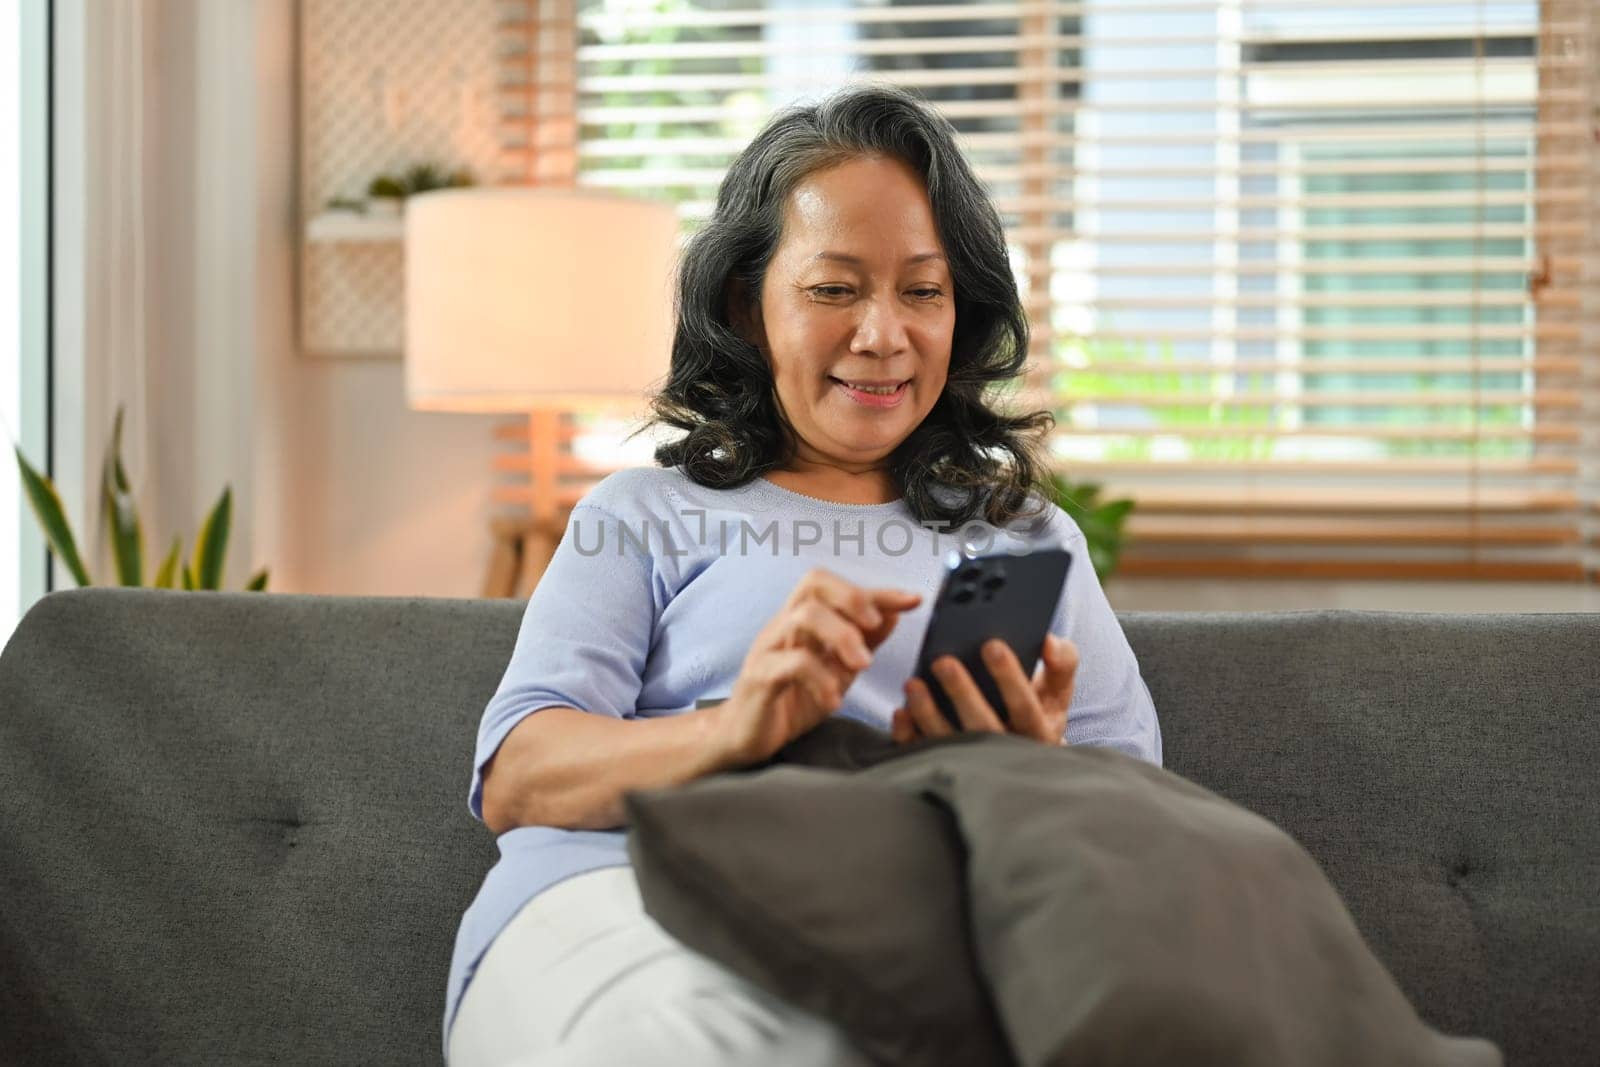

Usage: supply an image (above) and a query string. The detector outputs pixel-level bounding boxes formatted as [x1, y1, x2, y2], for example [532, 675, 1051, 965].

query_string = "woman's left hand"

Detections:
[890, 633, 1079, 746]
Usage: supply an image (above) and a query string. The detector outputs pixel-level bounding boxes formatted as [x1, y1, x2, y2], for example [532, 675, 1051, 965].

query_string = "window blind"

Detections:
[495, 0, 1598, 582]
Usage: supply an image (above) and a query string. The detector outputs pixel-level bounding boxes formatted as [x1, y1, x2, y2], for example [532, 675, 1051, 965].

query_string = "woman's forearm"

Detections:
[480, 705, 746, 834]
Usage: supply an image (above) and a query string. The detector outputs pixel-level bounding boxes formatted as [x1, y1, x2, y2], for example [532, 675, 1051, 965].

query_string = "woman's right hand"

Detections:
[714, 567, 922, 766]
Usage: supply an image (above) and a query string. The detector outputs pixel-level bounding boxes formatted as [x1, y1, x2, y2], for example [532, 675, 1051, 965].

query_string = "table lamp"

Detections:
[404, 187, 680, 597]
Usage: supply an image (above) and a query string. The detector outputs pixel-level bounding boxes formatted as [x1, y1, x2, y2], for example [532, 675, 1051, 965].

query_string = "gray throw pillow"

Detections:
[624, 718, 1502, 1067]
[863, 734, 1504, 1067]
[623, 763, 1017, 1067]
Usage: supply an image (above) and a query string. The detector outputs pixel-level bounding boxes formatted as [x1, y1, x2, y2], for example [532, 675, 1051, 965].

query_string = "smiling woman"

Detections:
[446, 82, 1162, 1067]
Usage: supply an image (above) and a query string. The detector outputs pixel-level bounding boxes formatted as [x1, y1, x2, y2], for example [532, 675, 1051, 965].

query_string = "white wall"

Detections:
[251, 0, 503, 598]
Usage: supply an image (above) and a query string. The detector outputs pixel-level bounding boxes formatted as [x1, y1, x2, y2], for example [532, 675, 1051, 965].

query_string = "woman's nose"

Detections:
[850, 297, 912, 357]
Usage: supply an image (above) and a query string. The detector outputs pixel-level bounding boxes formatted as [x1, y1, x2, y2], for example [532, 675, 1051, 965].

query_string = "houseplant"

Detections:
[12, 405, 268, 591]
[364, 163, 474, 216]
[1043, 472, 1135, 582]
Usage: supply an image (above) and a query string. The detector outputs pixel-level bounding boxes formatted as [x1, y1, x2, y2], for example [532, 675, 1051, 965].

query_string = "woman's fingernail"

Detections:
[984, 640, 1004, 661]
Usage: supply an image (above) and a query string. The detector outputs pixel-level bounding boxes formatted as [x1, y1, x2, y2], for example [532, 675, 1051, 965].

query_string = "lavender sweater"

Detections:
[443, 466, 1163, 1052]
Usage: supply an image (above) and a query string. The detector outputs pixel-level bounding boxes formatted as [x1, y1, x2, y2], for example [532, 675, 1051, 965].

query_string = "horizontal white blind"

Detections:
[499, 0, 1599, 582]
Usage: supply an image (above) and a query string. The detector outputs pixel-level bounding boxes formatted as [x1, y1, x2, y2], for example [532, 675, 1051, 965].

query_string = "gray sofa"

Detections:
[0, 587, 1595, 1065]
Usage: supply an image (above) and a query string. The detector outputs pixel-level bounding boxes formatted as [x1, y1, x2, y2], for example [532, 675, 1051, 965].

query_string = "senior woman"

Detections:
[445, 82, 1162, 1067]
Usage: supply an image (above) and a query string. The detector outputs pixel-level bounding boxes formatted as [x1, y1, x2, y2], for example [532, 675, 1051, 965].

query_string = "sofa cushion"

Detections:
[0, 588, 506, 1065]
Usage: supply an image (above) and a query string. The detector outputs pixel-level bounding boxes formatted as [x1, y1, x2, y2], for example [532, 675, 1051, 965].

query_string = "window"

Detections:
[509, 0, 1599, 580]
[3, 0, 51, 644]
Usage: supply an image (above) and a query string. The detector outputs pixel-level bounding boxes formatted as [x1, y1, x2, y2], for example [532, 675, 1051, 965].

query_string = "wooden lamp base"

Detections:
[480, 409, 591, 600]
[481, 512, 570, 600]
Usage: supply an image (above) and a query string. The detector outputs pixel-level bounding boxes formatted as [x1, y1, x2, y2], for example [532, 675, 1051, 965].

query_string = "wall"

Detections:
[253, 0, 503, 598]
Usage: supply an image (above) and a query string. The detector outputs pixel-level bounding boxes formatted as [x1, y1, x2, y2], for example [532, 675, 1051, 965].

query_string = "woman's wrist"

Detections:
[698, 698, 762, 771]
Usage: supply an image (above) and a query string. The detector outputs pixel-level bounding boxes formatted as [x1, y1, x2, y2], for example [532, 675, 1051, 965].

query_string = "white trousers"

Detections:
[447, 865, 879, 1067]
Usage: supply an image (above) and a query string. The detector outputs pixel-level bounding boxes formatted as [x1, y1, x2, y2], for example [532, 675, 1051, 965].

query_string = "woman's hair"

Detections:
[639, 81, 1055, 531]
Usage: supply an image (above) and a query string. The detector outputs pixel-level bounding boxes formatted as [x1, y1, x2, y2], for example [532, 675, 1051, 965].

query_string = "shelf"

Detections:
[306, 211, 405, 243]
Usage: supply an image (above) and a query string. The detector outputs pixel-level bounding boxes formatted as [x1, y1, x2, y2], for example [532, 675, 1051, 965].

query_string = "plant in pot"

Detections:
[1042, 472, 1136, 583]
[364, 163, 474, 217]
[402, 163, 475, 195]
[365, 174, 407, 217]
[12, 405, 269, 591]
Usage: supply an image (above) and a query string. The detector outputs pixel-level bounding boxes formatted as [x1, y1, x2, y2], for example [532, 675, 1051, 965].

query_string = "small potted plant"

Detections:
[402, 163, 476, 196]
[13, 405, 269, 592]
[1043, 472, 1136, 582]
[366, 174, 407, 217]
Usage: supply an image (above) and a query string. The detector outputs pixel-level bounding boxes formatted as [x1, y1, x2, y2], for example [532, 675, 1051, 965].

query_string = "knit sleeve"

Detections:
[467, 502, 660, 822]
[1047, 509, 1164, 766]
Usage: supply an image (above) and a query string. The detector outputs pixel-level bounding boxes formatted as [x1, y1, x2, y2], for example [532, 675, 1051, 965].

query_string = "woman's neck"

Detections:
[762, 462, 899, 505]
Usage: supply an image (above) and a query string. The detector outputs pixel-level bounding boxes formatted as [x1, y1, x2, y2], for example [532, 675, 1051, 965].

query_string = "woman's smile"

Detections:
[829, 375, 911, 409]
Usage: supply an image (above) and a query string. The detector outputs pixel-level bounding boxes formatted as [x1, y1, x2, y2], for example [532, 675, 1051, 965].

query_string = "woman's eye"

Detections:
[811, 286, 944, 299]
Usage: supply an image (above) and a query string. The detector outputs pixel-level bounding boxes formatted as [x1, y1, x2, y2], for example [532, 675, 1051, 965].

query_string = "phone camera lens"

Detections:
[952, 588, 976, 604]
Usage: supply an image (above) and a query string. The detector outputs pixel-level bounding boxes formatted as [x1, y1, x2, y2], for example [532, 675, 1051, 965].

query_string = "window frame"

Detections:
[4, 0, 51, 645]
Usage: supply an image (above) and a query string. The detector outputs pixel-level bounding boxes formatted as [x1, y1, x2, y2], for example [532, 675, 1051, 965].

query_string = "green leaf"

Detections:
[181, 557, 195, 591]
[192, 486, 232, 590]
[1087, 540, 1118, 582]
[14, 444, 93, 587]
[153, 536, 182, 589]
[1045, 472, 1136, 581]
[1057, 481, 1104, 515]
[1091, 498, 1135, 531]
[245, 567, 269, 592]
[102, 405, 144, 585]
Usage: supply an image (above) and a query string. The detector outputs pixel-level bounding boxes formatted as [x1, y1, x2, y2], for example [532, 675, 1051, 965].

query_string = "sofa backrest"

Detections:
[1124, 608, 1600, 1067]
[1, 589, 1595, 1064]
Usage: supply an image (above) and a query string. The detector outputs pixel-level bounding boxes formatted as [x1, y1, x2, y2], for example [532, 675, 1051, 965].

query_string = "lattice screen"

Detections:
[298, 0, 529, 357]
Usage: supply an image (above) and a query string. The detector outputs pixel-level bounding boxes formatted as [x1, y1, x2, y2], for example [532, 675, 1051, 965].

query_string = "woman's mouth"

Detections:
[829, 377, 910, 409]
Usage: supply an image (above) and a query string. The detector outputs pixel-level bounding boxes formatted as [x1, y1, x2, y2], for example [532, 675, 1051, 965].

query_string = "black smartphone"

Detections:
[911, 547, 1073, 731]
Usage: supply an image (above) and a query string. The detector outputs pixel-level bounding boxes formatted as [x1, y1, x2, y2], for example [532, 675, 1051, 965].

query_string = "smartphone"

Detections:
[911, 546, 1073, 731]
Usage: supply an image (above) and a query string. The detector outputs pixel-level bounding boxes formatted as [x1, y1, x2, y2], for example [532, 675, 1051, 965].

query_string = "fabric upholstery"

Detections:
[0, 589, 505, 1064]
[0, 588, 1595, 1064]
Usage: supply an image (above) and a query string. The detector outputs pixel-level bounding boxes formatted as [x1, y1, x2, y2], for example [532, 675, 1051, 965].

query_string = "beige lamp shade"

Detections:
[404, 187, 679, 413]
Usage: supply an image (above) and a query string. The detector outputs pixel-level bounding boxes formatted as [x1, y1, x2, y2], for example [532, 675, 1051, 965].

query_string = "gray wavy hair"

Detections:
[637, 81, 1056, 531]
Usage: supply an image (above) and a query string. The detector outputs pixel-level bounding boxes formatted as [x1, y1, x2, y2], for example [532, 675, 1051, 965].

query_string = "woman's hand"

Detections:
[714, 567, 922, 766]
[890, 633, 1080, 746]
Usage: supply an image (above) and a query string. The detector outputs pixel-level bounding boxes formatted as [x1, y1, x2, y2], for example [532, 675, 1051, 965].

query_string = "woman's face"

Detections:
[733, 154, 955, 472]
